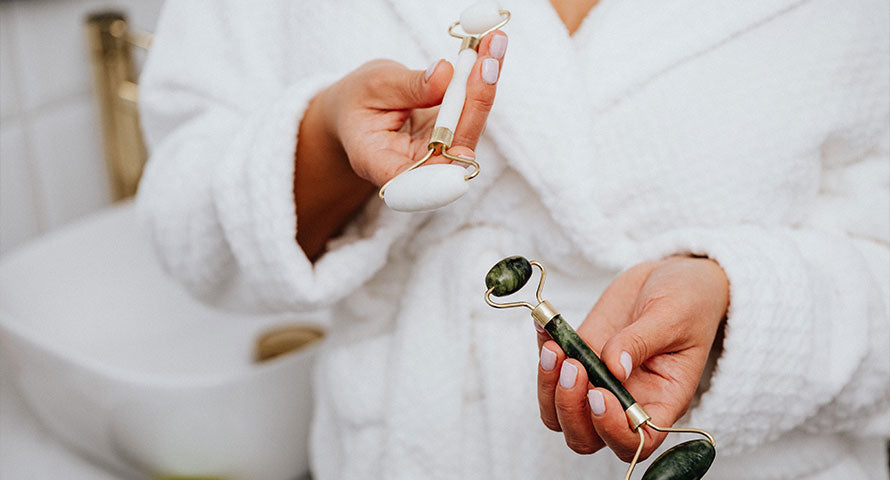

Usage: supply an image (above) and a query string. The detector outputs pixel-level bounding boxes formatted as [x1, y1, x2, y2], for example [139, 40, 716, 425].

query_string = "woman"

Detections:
[138, 0, 889, 478]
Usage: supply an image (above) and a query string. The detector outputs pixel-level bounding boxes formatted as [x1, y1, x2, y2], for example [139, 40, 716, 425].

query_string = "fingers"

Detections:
[538, 341, 606, 454]
[450, 30, 508, 150]
[576, 261, 658, 348]
[588, 388, 667, 462]
[555, 360, 606, 454]
[535, 319, 550, 352]
[599, 300, 693, 386]
[363, 59, 454, 110]
[538, 341, 564, 431]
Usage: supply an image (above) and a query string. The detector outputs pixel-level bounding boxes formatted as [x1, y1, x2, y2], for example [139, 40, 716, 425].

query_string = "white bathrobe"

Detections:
[138, 1, 890, 479]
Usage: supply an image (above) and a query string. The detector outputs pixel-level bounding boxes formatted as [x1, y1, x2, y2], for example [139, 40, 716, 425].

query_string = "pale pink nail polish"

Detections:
[425, 60, 440, 81]
[559, 362, 577, 388]
[489, 35, 508, 59]
[482, 58, 499, 84]
[620, 351, 633, 380]
[541, 346, 557, 371]
[588, 390, 606, 415]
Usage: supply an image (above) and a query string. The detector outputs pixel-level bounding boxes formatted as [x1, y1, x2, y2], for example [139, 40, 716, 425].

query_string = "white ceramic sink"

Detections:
[0, 202, 324, 480]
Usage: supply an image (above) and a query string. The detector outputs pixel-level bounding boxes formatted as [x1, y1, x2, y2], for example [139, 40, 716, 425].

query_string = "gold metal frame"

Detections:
[86, 11, 153, 201]
[378, 9, 510, 201]
[447, 10, 512, 41]
[484, 260, 717, 480]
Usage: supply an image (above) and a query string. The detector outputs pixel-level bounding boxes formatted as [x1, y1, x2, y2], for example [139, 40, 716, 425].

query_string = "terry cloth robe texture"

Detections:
[138, 0, 890, 479]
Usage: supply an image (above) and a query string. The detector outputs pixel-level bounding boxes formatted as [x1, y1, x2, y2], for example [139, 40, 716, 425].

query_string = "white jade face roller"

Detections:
[379, 1, 510, 212]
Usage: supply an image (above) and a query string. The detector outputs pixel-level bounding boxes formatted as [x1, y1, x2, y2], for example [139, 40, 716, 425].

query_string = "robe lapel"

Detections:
[383, 0, 805, 267]
[486, 0, 807, 269]
[574, 0, 810, 110]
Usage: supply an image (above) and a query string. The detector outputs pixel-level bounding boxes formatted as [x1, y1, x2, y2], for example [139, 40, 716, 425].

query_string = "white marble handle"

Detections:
[433, 48, 477, 134]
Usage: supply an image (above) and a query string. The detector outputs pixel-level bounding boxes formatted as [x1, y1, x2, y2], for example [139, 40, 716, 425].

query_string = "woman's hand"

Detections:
[536, 256, 729, 461]
[326, 30, 506, 185]
[295, 32, 508, 259]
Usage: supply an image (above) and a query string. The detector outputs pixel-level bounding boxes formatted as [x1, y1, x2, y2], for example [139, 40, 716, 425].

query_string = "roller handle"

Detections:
[544, 315, 637, 410]
[433, 48, 478, 134]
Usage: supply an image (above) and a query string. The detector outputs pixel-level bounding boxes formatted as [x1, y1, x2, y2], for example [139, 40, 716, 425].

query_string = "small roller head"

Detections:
[485, 256, 533, 296]
[460, 1, 504, 35]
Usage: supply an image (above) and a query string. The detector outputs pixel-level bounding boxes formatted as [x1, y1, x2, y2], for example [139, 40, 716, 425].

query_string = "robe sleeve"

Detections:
[641, 130, 890, 454]
[137, 0, 414, 314]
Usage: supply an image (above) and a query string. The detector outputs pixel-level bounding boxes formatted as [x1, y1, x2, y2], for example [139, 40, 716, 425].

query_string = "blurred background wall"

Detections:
[0, 0, 164, 256]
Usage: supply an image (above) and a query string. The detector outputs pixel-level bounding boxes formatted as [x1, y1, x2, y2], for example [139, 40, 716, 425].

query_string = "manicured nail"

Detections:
[540, 346, 557, 371]
[533, 319, 545, 334]
[588, 390, 606, 415]
[425, 59, 440, 81]
[482, 58, 499, 84]
[489, 35, 508, 59]
[559, 361, 577, 388]
[620, 351, 633, 380]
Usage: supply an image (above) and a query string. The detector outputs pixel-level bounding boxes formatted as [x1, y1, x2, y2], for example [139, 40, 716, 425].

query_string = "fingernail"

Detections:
[559, 361, 577, 388]
[588, 390, 606, 415]
[540, 346, 557, 371]
[489, 35, 508, 59]
[425, 59, 440, 81]
[482, 58, 499, 84]
[533, 319, 545, 334]
[620, 351, 633, 380]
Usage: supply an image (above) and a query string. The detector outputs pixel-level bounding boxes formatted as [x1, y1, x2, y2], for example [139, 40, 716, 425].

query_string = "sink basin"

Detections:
[0, 202, 325, 480]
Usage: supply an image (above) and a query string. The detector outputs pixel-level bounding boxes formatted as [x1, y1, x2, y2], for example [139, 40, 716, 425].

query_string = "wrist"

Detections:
[295, 85, 374, 261]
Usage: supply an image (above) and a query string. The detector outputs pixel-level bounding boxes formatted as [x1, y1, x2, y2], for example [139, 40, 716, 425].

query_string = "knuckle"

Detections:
[615, 444, 640, 463]
[541, 415, 562, 432]
[554, 392, 580, 412]
[625, 331, 648, 362]
[364, 69, 387, 92]
[361, 61, 398, 91]
[409, 71, 426, 100]
[465, 93, 495, 113]
[566, 439, 597, 455]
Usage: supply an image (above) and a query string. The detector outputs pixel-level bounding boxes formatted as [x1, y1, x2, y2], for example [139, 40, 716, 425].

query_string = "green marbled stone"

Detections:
[641, 439, 716, 480]
[485, 256, 533, 297]
[544, 315, 637, 410]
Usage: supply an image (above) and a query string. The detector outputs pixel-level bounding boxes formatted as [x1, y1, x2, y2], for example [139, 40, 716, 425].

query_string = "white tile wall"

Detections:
[29, 95, 110, 226]
[0, 10, 19, 120]
[0, 0, 165, 255]
[0, 122, 41, 249]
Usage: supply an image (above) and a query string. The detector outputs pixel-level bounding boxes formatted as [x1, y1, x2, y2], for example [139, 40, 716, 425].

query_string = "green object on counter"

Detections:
[641, 439, 716, 480]
[485, 256, 533, 297]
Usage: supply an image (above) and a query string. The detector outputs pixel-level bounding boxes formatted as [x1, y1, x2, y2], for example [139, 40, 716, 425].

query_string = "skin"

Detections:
[292, 0, 730, 463]
[537, 257, 729, 461]
[294, 32, 508, 260]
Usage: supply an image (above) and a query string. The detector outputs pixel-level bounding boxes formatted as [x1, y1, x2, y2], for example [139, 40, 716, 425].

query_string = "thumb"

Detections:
[599, 311, 681, 382]
[368, 59, 453, 110]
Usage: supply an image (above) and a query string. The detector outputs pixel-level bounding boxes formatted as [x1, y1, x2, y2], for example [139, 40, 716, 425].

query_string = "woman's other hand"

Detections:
[295, 32, 508, 259]
[536, 256, 729, 461]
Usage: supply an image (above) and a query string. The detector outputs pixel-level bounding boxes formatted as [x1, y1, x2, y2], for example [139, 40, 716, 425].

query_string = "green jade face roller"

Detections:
[484, 256, 717, 480]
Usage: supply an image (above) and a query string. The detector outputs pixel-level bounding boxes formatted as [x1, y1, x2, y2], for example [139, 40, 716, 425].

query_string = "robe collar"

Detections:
[385, 0, 806, 268]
